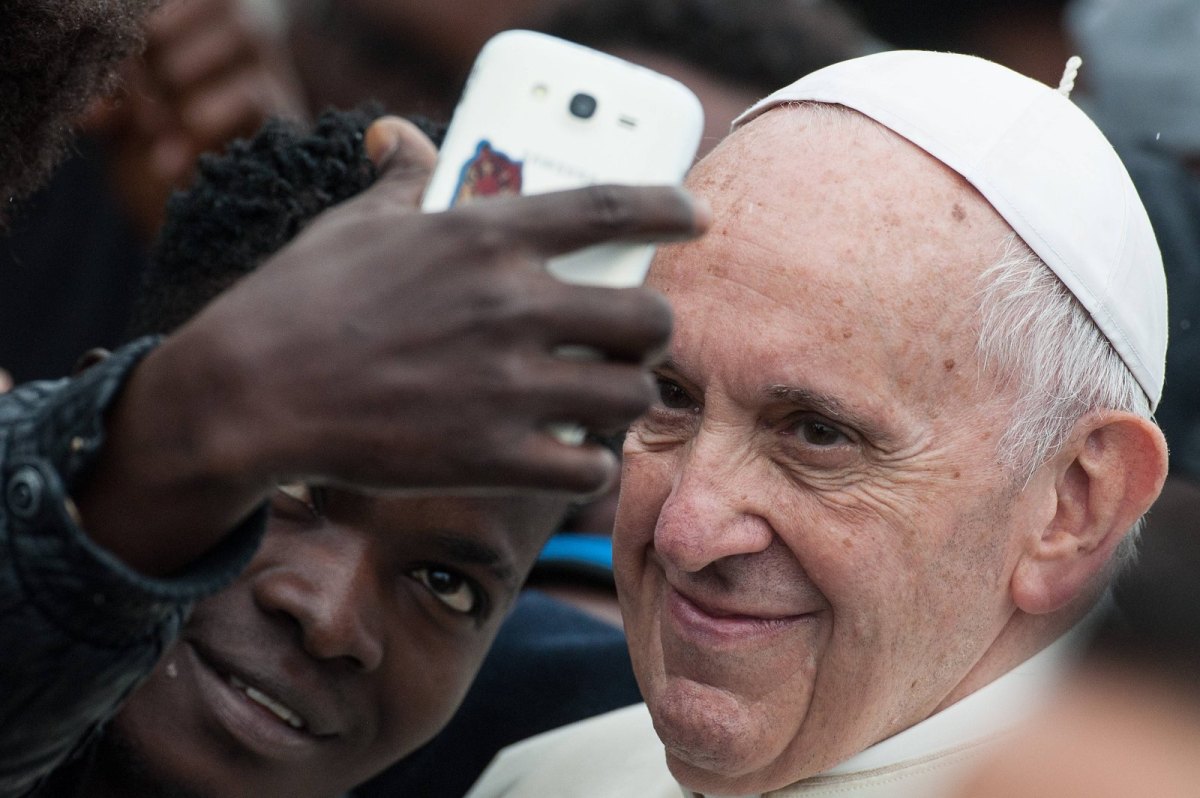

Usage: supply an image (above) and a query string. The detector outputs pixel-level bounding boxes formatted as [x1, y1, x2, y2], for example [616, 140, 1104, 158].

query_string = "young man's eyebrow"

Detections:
[429, 532, 519, 589]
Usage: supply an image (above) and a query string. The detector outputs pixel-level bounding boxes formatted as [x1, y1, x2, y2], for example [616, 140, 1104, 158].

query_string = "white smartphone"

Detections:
[421, 29, 705, 288]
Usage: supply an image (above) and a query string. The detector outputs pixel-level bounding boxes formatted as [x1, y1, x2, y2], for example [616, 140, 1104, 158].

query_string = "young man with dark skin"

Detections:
[0, 2, 707, 795]
[18, 109, 560, 798]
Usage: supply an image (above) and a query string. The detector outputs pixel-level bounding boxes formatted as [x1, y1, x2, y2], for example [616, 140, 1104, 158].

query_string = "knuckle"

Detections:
[474, 348, 528, 398]
[583, 185, 634, 233]
[471, 221, 510, 259]
[465, 270, 537, 332]
[468, 425, 521, 475]
[447, 206, 509, 258]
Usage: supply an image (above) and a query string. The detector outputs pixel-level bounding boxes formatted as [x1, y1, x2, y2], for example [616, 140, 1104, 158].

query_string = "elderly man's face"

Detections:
[614, 109, 1042, 793]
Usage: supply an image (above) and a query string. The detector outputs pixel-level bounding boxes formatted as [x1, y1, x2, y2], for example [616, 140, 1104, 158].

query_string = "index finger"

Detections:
[462, 184, 711, 258]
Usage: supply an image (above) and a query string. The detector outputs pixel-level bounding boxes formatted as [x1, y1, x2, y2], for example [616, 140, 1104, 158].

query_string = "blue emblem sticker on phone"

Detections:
[451, 140, 524, 207]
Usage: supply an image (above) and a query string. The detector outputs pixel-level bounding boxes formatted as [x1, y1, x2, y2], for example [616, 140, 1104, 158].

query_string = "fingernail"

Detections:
[364, 118, 403, 165]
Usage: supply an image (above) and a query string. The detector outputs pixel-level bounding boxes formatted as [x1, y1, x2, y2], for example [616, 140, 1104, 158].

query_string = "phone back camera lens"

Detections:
[569, 93, 597, 120]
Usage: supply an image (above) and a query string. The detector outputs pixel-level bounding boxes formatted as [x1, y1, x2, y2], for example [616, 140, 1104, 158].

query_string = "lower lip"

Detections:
[666, 587, 813, 647]
[188, 645, 319, 759]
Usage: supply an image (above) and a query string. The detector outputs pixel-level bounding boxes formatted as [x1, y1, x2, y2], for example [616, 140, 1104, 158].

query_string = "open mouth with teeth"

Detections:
[228, 674, 307, 732]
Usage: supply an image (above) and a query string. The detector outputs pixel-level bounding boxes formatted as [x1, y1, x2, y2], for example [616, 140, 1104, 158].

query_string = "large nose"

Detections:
[653, 429, 774, 574]
[252, 528, 385, 672]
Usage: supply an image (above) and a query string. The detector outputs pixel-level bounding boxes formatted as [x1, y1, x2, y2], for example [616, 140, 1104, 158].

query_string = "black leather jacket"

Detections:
[0, 338, 264, 797]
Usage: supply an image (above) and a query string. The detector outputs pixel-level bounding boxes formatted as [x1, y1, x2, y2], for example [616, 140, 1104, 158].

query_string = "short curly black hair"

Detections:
[126, 106, 387, 338]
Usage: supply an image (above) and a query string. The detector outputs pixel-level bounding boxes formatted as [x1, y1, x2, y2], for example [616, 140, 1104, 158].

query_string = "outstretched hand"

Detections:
[77, 116, 709, 573]
[185, 115, 705, 491]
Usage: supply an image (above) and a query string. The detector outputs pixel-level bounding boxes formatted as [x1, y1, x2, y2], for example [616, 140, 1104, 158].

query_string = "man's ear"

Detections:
[1011, 411, 1168, 616]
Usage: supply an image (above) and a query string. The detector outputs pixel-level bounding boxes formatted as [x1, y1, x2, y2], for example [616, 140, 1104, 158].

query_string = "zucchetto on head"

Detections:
[734, 50, 1167, 409]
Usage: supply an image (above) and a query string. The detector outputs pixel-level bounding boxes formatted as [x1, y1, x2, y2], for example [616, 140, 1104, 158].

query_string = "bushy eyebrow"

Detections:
[429, 532, 519, 591]
[764, 384, 892, 445]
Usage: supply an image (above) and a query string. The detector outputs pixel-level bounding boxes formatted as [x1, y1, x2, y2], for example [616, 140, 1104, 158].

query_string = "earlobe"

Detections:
[1011, 413, 1168, 616]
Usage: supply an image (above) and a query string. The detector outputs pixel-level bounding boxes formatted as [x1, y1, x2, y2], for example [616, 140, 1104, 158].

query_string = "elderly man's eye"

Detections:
[656, 377, 700, 412]
[411, 566, 481, 615]
[796, 419, 848, 447]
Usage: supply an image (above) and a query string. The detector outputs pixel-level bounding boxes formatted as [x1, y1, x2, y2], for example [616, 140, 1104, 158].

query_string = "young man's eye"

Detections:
[271, 483, 323, 521]
[410, 567, 480, 615]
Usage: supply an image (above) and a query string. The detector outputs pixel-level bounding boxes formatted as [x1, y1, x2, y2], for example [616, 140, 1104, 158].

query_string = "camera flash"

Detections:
[531, 84, 549, 99]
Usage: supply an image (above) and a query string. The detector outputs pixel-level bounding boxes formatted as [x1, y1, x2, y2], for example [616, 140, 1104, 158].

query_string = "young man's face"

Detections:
[102, 488, 564, 797]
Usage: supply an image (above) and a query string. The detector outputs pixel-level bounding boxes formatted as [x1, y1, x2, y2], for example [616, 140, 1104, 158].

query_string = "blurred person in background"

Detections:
[1066, 0, 1200, 480]
[843, 0, 1073, 86]
[0, 0, 307, 383]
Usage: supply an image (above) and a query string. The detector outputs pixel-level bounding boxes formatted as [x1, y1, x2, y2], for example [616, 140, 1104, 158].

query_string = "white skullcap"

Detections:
[733, 50, 1167, 409]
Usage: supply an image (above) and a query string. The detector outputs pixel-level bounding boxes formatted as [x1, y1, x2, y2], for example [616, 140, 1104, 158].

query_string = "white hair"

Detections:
[975, 234, 1152, 569]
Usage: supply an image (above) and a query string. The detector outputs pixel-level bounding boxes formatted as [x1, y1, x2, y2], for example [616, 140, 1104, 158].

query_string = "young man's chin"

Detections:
[92, 726, 211, 798]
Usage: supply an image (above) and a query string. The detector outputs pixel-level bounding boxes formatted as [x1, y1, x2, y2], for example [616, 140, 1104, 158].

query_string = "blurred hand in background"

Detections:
[80, 0, 307, 240]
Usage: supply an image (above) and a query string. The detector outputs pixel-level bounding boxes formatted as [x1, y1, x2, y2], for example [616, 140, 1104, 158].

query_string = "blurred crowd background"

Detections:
[2, 1, 1196, 794]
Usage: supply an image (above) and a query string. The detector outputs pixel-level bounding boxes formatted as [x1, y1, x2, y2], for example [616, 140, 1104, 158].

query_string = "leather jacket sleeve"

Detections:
[0, 337, 266, 797]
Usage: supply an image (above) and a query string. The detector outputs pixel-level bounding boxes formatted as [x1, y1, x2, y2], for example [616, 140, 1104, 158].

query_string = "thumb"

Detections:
[365, 116, 439, 208]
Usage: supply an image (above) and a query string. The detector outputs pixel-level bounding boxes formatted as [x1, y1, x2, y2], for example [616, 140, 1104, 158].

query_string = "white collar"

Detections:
[823, 619, 1091, 776]
[684, 635, 1077, 798]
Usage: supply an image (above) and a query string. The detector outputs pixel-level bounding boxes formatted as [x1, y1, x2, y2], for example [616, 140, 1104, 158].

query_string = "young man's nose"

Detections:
[253, 530, 386, 672]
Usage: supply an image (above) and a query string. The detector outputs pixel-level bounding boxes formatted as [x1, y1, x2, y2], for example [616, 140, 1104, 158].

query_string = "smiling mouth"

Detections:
[227, 674, 307, 732]
[666, 586, 816, 646]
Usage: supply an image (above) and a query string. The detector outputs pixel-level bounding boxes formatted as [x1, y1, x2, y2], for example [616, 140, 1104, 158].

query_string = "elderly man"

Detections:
[466, 50, 1169, 798]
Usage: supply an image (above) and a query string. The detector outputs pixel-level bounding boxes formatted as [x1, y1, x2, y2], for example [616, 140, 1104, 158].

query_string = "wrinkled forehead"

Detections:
[646, 106, 1026, 421]
[667, 105, 1014, 324]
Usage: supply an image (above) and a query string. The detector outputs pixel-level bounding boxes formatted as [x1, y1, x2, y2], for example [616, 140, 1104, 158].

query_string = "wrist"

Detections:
[71, 331, 274, 574]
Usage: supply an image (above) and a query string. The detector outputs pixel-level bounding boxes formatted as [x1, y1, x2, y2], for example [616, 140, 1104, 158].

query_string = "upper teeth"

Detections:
[229, 675, 306, 730]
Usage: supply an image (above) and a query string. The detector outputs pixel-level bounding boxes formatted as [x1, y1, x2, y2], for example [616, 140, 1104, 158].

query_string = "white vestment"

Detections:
[466, 632, 1079, 798]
